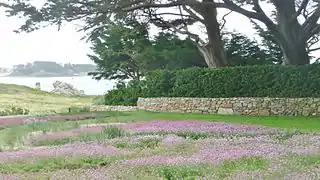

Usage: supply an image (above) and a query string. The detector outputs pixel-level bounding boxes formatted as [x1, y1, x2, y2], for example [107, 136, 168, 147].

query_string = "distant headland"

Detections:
[0, 61, 96, 77]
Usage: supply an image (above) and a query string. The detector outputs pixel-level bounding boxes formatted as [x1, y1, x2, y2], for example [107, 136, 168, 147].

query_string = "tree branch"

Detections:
[148, 9, 205, 45]
[220, 0, 278, 32]
[220, 10, 232, 30]
[219, 0, 283, 43]
[219, 0, 263, 20]
[122, 0, 216, 11]
[182, 5, 204, 24]
[140, 12, 199, 19]
[311, 23, 320, 34]
[309, 46, 320, 52]
[292, 0, 310, 21]
[303, 4, 320, 34]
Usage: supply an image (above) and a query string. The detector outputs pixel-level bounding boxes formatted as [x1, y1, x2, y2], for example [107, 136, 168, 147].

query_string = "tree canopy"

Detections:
[87, 21, 207, 81]
[1, 0, 318, 66]
[87, 19, 279, 81]
[88, 21, 154, 81]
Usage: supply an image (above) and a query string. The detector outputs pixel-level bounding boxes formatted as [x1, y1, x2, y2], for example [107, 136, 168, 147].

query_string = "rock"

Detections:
[51, 80, 85, 95]
[217, 107, 234, 115]
[258, 109, 270, 116]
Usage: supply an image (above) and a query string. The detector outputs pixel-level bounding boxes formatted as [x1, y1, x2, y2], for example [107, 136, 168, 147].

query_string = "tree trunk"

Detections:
[280, 43, 310, 65]
[271, 0, 310, 65]
[196, 44, 217, 67]
[198, 3, 229, 67]
[220, 0, 312, 65]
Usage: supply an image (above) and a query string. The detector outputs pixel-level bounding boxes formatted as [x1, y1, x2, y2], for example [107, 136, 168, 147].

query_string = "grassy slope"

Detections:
[0, 83, 94, 114]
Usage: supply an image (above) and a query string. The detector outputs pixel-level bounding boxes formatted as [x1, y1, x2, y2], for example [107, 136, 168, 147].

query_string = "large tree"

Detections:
[88, 21, 207, 82]
[0, 0, 231, 68]
[152, 32, 207, 69]
[2, 0, 316, 66]
[88, 21, 154, 81]
[219, 0, 320, 65]
[120, 0, 320, 65]
[223, 32, 275, 66]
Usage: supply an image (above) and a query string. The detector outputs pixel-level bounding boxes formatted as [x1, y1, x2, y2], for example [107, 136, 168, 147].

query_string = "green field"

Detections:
[0, 84, 319, 179]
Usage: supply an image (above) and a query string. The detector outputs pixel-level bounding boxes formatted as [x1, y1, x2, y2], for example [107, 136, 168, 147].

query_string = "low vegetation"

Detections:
[0, 110, 319, 179]
[0, 83, 318, 179]
[0, 83, 94, 114]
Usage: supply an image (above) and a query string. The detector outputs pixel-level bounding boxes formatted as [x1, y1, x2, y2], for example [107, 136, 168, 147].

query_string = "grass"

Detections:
[0, 154, 268, 177]
[127, 157, 269, 179]
[1, 83, 320, 178]
[0, 155, 127, 173]
[1, 109, 320, 151]
[288, 154, 320, 167]
[115, 138, 161, 149]
[0, 112, 122, 150]
[0, 83, 94, 114]
[117, 111, 320, 132]
[33, 126, 126, 146]
[0, 99, 320, 178]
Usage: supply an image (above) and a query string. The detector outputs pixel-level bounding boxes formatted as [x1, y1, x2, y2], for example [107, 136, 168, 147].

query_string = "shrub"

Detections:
[144, 65, 320, 98]
[104, 81, 142, 106]
[91, 95, 105, 105]
[0, 106, 29, 116]
[68, 106, 91, 113]
[143, 70, 175, 97]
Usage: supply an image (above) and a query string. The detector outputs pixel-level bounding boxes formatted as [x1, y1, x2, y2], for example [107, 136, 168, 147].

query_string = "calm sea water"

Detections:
[0, 76, 117, 95]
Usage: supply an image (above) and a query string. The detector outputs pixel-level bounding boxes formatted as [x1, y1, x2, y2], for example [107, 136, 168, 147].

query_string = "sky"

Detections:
[0, 2, 319, 68]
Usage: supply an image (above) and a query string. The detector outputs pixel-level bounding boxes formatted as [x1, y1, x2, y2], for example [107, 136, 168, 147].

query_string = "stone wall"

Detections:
[89, 105, 138, 112]
[137, 97, 320, 116]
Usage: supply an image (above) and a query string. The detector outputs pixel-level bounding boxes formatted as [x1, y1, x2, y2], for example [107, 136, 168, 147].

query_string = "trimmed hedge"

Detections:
[143, 65, 320, 98]
[104, 81, 142, 106]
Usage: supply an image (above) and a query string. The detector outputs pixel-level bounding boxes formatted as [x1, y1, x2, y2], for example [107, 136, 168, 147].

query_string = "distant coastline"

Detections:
[0, 61, 96, 78]
[5, 72, 89, 77]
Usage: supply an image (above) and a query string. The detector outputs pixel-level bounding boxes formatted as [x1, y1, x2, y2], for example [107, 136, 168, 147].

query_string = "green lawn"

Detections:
[115, 111, 320, 132]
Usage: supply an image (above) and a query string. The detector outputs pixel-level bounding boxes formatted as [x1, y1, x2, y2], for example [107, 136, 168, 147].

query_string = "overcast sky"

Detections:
[0, 2, 319, 68]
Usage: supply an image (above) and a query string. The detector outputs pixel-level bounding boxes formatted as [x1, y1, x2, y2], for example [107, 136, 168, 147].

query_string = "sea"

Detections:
[0, 76, 117, 95]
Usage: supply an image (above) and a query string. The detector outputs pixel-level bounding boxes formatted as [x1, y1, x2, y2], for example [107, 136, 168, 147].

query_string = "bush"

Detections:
[104, 81, 142, 106]
[143, 65, 320, 98]
[0, 106, 29, 116]
[91, 95, 105, 105]
[68, 106, 91, 113]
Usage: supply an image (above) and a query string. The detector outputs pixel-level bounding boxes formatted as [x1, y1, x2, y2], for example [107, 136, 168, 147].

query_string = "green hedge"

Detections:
[143, 65, 320, 98]
[104, 81, 142, 106]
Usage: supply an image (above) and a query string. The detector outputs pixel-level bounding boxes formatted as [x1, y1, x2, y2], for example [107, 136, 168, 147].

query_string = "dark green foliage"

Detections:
[143, 65, 320, 98]
[223, 32, 274, 66]
[67, 106, 91, 113]
[88, 25, 207, 82]
[88, 21, 153, 81]
[104, 81, 142, 106]
[143, 70, 176, 98]
[250, 21, 283, 65]
[152, 33, 207, 69]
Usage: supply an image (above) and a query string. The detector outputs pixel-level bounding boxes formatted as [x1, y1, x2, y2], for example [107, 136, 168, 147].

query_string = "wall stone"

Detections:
[137, 97, 320, 116]
[89, 105, 138, 112]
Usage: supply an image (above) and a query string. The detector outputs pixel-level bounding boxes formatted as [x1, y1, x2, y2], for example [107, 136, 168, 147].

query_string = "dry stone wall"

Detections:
[89, 105, 138, 112]
[137, 97, 320, 116]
